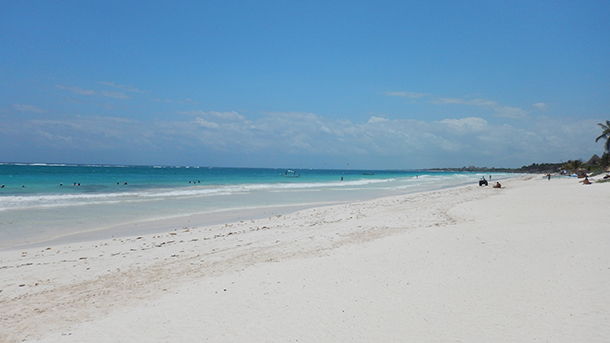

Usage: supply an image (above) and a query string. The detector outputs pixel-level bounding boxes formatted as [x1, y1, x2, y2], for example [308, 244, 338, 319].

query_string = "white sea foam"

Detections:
[0, 178, 397, 211]
[0, 173, 516, 212]
[29, 163, 69, 166]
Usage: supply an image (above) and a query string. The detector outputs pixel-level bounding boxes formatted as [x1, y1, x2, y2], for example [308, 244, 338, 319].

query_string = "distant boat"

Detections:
[284, 169, 300, 177]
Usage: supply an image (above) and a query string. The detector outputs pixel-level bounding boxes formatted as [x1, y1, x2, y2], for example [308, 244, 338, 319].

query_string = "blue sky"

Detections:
[1, 1, 609, 169]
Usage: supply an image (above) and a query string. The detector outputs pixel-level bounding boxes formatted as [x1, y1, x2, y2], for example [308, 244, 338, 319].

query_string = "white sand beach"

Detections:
[1, 176, 609, 342]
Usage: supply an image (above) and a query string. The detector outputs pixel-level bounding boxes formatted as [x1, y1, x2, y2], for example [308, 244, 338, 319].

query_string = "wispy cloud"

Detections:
[439, 117, 488, 133]
[436, 97, 497, 107]
[367, 116, 389, 124]
[387, 91, 529, 119]
[100, 91, 129, 99]
[2, 108, 602, 168]
[181, 110, 245, 121]
[435, 96, 528, 119]
[98, 81, 144, 93]
[21, 116, 144, 149]
[57, 84, 129, 99]
[194, 117, 221, 129]
[12, 104, 45, 113]
[532, 102, 548, 111]
[385, 91, 428, 99]
[154, 97, 196, 104]
[494, 106, 528, 119]
[206, 111, 245, 121]
[56, 85, 96, 96]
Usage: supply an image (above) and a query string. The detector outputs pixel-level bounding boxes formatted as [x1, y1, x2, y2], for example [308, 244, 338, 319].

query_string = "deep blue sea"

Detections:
[0, 163, 515, 249]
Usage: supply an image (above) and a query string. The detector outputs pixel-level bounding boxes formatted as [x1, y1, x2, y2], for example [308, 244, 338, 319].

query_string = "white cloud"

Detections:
[387, 91, 531, 120]
[194, 117, 220, 129]
[56, 85, 95, 95]
[154, 98, 195, 104]
[532, 102, 548, 111]
[436, 97, 497, 107]
[100, 91, 129, 99]
[439, 117, 488, 132]
[12, 104, 45, 113]
[181, 110, 246, 121]
[57, 85, 129, 99]
[385, 91, 428, 99]
[3, 109, 603, 168]
[367, 116, 389, 124]
[205, 111, 245, 121]
[15, 116, 145, 150]
[98, 81, 144, 93]
[435, 96, 528, 119]
[494, 106, 528, 119]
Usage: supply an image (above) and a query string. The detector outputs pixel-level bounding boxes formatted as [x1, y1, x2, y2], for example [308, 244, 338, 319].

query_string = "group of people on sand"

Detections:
[479, 176, 501, 188]
[546, 172, 607, 185]
[580, 174, 610, 184]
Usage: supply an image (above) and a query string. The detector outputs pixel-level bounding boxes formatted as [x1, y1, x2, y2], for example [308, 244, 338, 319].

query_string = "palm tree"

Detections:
[595, 120, 610, 153]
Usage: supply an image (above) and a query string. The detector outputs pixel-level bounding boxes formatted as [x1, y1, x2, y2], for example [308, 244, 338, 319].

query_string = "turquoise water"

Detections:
[0, 163, 437, 196]
[0, 163, 514, 249]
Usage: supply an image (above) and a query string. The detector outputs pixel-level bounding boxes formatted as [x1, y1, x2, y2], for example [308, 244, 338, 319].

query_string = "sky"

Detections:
[1, 0, 609, 169]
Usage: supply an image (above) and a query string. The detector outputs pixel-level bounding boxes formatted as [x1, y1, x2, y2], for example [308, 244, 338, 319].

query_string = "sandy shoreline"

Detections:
[1, 176, 609, 342]
[3, 201, 343, 251]
[1, 173, 496, 251]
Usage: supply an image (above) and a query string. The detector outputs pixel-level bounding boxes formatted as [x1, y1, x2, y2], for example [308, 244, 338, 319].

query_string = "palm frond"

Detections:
[595, 120, 610, 152]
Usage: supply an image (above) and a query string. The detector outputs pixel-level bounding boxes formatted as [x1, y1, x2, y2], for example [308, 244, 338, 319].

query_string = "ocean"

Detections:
[0, 163, 514, 249]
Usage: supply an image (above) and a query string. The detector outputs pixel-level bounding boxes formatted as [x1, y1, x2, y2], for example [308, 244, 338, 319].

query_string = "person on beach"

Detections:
[583, 177, 591, 185]
[493, 182, 502, 188]
[547, 173, 551, 180]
